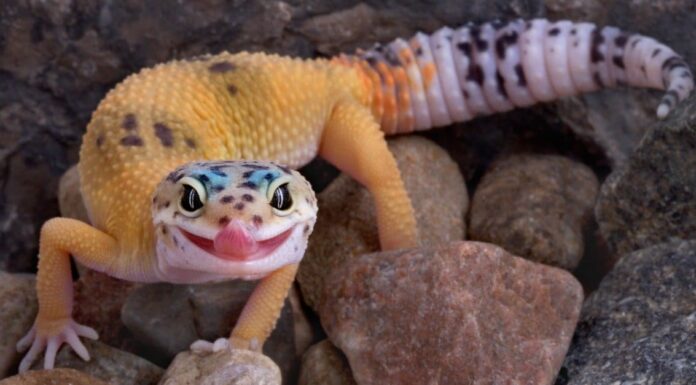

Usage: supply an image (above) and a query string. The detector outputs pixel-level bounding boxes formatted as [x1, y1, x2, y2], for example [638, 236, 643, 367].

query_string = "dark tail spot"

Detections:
[466, 64, 484, 85]
[590, 28, 605, 63]
[612, 56, 625, 69]
[514, 64, 526, 87]
[495, 70, 508, 98]
[615, 34, 629, 48]
[548, 27, 560, 37]
[456, 41, 473, 57]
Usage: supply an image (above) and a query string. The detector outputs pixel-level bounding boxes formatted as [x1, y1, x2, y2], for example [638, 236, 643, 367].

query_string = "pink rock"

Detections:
[319, 241, 583, 385]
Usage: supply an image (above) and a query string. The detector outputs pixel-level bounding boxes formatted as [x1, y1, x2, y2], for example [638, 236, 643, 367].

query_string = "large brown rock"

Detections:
[298, 340, 356, 385]
[320, 241, 583, 385]
[159, 349, 280, 385]
[469, 154, 599, 270]
[0, 272, 37, 378]
[0, 368, 109, 385]
[298, 136, 468, 310]
[29, 339, 163, 385]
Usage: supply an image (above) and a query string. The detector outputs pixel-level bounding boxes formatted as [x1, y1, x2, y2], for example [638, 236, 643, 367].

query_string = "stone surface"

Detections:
[546, 0, 696, 168]
[298, 136, 468, 310]
[58, 164, 89, 223]
[596, 95, 696, 257]
[0, 0, 543, 274]
[298, 340, 356, 385]
[320, 241, 584, 385]
[558, 240, 696, 385]
[29, 339, 162, 385]
[469, 154, 598, 270]
[159, 348, 281, 385]
[0, 368, 109, 385]
[122, 281, 307, 381]
[0, 272, 37, 378]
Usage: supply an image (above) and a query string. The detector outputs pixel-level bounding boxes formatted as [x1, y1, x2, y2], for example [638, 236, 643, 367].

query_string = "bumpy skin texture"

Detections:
[18, 18, 693, 374]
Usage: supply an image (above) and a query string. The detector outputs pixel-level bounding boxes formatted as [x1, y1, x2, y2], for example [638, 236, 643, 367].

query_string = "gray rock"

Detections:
[559, 240, 696, 385]
[469, 154, 598, 270]
[298, 340, 356, 385]
[320, 241, 583, 385]
[298, 136, 468, 310]
[29, 339, 163, 385]
[0, 272, 37, 378]
[122, 281, 307, 382]
[159, 348, 280, 385]
[0, 368, 109, 385]
[58, 164, 89, 223]
[596, 95, 696, 257]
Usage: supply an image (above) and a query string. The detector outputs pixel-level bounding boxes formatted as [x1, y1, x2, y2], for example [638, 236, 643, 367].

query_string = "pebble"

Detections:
[0, 368, 109, 385]
[0, 272, 37, 378]
[298, 340, 356, 385]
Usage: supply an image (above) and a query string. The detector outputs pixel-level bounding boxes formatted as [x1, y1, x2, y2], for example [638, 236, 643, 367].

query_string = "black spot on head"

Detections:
[154, 123, 174, 147]
[221, 195, 235, 204]
[185, 138, 197, 149]
[252, 215, 263, 226]
[243, 163, 270, 170]
[456, 41, 472, 57]
[264, 173, 274, 181]
[227, 85, 238, 95]
[467, 64, 484, 85]
[242, 194, 254, 202]
[238, 181, 257, 189]
[612, 56, 625, 69]
[242, 170, 254, 179]
[219, 216, 230, 226]
[212, 185, 225, 193]
[164, 201, 170, 208]
[615, 34, 628, 48]
[122, 114, 138, 131]
[96, 135, 104, 148]
[208, 166, 227, 177]
[495, 71, 508, 98]
[120, 135, 144, 147]
[167, 171, 184, 182]
[234, 202, 245, 211]
[548, 27, 560, 36]
[209, 61, 236, 73]
[199, 174, 210, 182]
[162, 227, 168, 235]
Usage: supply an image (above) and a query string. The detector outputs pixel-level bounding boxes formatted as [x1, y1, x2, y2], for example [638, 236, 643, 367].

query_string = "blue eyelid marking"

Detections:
[246, 170, 282, 192]
[193, 169, 229, 194]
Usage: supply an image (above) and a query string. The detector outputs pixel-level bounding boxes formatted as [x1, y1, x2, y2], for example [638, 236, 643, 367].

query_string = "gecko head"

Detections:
[151, 160, 317, 283]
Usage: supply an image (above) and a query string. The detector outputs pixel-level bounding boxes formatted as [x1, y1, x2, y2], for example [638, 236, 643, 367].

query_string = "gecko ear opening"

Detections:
[178, 176, 207, 217]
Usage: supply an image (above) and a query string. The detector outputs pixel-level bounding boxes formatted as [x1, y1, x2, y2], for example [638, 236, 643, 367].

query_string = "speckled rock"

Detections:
[469, 154, 598, 270]
[298, 136, 468, 310]
[596, 95, 696, 257]
[298, 340, 356, 385]
[545, 0, 696, 168]
[0, 368, 109, 385]
[0, 272, 37, 378]
[320, 241, 583, 385]
[558, 240, 696, 385]
[159, 348, 280, 385]
[29, 339, 162, 385]
[122, 281, 308, 381]
[58, 164, 89, 223]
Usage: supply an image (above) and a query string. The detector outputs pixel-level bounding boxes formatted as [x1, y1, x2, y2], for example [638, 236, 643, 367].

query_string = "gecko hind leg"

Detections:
[17, 217, 122, 372]
[319, 101, 418, 250]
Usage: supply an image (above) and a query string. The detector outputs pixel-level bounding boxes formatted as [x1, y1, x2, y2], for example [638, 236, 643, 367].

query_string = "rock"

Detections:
[596, 95, 696, 257]
[320, 241, 583, 385]
[558, 240, 696, 385]
[122, 281, 308, 381]
[0, 272, 37, 378]
[546, 0, 696, 168]
[57, 164, 89, 223]
[298, 340, 356, 385]
[159, 348, 280, 385]
[72, 270, 138, 351]
[29, 339, 162, 385]
[298, 136, 468, 310]
[469, 154, 599, 270]
[0, 368, 110, 385]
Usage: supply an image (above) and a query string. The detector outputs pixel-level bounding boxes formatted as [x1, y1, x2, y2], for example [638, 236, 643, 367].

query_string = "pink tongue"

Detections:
[213, 220, 259, 260]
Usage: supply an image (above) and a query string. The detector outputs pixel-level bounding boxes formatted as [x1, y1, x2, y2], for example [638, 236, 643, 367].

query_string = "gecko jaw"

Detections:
[178, 225, 295, 262]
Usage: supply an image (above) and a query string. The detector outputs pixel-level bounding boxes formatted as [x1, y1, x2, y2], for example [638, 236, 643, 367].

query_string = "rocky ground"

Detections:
[1, 1, 695, 384]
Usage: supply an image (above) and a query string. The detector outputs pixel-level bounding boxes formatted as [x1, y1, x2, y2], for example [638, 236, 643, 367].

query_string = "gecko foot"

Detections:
[16, 318, 98, 373]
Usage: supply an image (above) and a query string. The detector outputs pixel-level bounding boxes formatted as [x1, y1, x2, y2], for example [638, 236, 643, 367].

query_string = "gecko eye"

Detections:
[270, 183, 293, 213]
[178, 177, 207, 217]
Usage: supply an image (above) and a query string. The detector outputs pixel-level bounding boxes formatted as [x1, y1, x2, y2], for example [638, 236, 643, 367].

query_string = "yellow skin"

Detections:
[17, 52, 417, 371]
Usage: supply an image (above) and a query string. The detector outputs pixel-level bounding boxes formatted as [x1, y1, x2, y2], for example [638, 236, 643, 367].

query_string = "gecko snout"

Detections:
[214, 220, 259, 259]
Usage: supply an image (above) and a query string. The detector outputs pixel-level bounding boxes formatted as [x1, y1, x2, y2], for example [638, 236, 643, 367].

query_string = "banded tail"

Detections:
[337, 18, 693, 135]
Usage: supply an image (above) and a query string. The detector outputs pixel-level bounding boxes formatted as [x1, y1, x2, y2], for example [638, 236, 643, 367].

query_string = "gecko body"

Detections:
[18, 18, 693, 372]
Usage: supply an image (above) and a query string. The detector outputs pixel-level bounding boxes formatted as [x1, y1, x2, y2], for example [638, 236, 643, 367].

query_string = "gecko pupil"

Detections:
[181, 185, 203, 212]
[271, 184, 292, 211]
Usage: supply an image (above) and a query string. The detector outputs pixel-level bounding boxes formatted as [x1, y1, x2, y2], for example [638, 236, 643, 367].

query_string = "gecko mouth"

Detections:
[178, 226, 294, 262]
